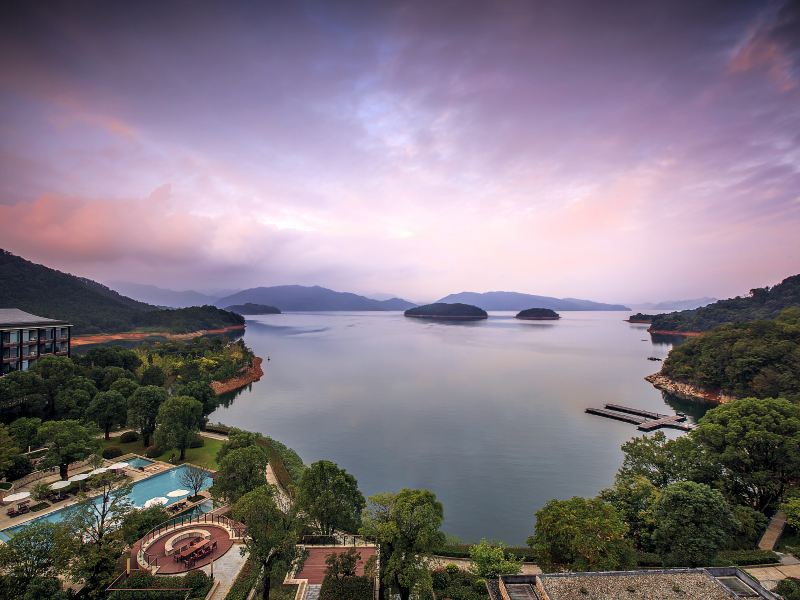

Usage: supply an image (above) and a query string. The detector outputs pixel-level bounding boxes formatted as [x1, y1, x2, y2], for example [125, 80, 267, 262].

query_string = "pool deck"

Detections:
[0, 455, 175, 534]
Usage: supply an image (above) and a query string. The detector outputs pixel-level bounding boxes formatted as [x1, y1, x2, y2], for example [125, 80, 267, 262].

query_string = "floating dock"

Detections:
[586, 403, 695, 432]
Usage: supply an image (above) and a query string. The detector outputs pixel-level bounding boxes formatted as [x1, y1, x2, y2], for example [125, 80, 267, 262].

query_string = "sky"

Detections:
[1, 0, 799, 303]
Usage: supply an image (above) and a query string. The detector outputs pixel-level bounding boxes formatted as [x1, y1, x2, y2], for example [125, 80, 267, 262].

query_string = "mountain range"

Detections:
[629, 297, 717, 311]
[109, 281, 219, 308]
[214, 286, 416, 311]
[435, 291, 630, 311]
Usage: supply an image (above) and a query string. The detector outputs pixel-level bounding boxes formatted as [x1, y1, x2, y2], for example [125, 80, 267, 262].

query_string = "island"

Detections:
[515, 308, 560, 320]
[224, 302, 282, 315]
[404, 302, 488, 320]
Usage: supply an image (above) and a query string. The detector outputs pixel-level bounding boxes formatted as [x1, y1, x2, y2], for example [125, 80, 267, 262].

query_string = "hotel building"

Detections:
[0, 308, 72, 376]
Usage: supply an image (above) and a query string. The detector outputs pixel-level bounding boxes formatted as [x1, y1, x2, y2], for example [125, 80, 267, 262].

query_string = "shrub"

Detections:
[713, 549, 780, 566]
[144, 445, 163, 458]
[102, 446, 123, 459]
[202, 423, 231, 435]
[636, 551, 663, 567]
[5, 454, 33, 481]
[776, 578, 800, 600]
[319, 575, 373, 600]
[120, 430, 139, 443]
[189, 434, 205, 449]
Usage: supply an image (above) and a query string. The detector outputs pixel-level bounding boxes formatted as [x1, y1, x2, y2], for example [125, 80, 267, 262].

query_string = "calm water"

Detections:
[209, 311, 706, 545]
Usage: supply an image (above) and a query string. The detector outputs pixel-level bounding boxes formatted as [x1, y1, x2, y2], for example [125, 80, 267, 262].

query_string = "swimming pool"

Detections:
[126, 456, 154, 469]
[0, 465, 213, 540]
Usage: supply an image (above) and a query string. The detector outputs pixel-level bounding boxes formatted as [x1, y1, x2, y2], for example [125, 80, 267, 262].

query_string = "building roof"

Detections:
[0, 308, 71, 328]
[492, 569, 777, 600]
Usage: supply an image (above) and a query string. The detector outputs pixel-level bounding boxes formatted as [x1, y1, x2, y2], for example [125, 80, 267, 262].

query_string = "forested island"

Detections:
[626, 313, 653, 323]
[0, 250, 244, 334]
[646, 274, 800, 333]
[404, 302, 488, 320]
[225, 303, 282, 315]
[515, 308, 560, 320]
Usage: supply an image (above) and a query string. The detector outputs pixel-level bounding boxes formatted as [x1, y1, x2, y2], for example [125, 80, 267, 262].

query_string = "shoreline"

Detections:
[211, 356, 264, 395]
[405, 315, 488, 320]
[516, 316, 560, 321]
[645, 372, 736, 404]
[647, 328, 703, 337]
[71, 324, 245, 347]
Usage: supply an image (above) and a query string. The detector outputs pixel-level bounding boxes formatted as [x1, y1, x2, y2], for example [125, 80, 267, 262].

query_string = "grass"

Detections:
[0, 482, 12, 490]
[100, 434, 224, 470]
[778, 526, 800, 555]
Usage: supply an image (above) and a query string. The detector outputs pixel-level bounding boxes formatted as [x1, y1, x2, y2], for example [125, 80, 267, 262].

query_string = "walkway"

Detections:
[759, 511, 787, 551]
[746, 562, 800, 591]
[205, 544, 248, 600]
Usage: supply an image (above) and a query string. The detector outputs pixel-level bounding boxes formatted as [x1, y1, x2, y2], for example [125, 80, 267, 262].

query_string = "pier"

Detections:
[586, 403, 695, 432]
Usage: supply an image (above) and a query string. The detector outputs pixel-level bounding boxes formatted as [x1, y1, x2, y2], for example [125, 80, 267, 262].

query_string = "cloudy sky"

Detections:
[1, 0, 798, 303]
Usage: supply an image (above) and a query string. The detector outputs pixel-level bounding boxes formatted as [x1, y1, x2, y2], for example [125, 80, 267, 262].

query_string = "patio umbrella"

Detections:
[2, 491, 31, 503]
[167, 489, 190, 498]
[143, 496, 168, 508]
[108, 462, 129, 470]
[88, 468, 108, 476]
[68, 473, 90, 482]
[49, 480, 71, 490]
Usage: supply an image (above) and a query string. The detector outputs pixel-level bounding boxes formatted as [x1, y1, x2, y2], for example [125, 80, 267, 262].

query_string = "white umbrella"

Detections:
[68, 473, 90, 482]
[143, 496, 168, 508]
[49, 480, 71, 490]
[88, 468, 108, 476]
[167, 489, 190, 498]
[108, 462, 129, 470]
[3, 491, 31, 503]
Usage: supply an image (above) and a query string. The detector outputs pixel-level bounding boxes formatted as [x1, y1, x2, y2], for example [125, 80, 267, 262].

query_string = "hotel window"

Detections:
[28, 330, 38, 341]
[1, 332, 8, 344]
[5, 331, 20, 344]
[60, 327, 68, 338]
[47, 328, 55, 339]
[2, 348, 9, 359]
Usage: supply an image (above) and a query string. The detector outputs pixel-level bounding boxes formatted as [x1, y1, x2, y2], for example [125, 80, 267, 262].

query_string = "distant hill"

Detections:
[0, 250, 243, 334]
[405, 303, 488, 320]
[436, 291, 629, 311]
[648, 274, 800, 332]
[630, 297, 717, 311]
[109, 281, 219, 308]
[225, 303, 281, 315]
[216, 285, 416, 311]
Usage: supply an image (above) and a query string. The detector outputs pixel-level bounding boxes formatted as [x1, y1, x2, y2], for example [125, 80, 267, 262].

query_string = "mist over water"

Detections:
[210, 311, 706, 544]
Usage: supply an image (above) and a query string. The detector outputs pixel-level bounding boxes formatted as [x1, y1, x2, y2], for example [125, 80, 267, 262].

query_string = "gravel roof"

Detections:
[539, 571, 735, 600]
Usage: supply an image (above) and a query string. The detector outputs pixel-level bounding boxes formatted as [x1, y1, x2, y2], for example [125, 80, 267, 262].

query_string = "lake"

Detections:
[208, 311, 707, 545]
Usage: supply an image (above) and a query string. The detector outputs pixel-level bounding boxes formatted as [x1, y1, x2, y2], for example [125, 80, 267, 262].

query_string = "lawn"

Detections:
[100, 433, 223, 470]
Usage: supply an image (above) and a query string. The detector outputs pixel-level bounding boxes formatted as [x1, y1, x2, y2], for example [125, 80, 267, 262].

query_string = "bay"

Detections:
[209, 311, 706, 545]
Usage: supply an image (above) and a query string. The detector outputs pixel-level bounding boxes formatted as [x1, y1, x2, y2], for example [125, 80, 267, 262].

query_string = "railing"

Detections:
[139, 513, 247, 568]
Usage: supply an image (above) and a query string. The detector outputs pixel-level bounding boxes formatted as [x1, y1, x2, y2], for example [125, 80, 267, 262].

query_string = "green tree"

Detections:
[297, 460, 366, 536]
[652, 481, 732, 566]
[232, 485, 303, 600]
[38, 420, 99, 480]
[468, 539, 522, 578]
[99, 366, 135, 391]
[212, 445, 268, 504]
[692, 397, 800, 511]
[58, 473, 133, 597]
[599, 476, 660, 551]
[528, 496, 635, 571]
[127, 386, 167, 447]
[617, 432, 696, 488]
[0, 370, 47, 419]
[139, 365, 166, 387]
[153, 395, 203, 460]
[109, 377, 139, 399]
[783, 497, 800, 530]
[84, 391, 127, 440]
[30, 356, 76, 417]
[216, 428, 262, 462]
[361, 489, 445, 600]
[0, 424, 19, 477]
[174, 381, 215, 412]
[54, 387, 92, 421]
[0, 521, 62, 592]
[119, 506, 170, 545]
[8, 417, 41, 451]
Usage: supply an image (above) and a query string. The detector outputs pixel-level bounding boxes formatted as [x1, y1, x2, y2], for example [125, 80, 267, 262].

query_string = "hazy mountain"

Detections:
[216, 285, 417, 311]
[630, 297, 717, 311]
[436, 291, 630, 311]
[109, 281, 219, 308]
[0, 250, 242, 334]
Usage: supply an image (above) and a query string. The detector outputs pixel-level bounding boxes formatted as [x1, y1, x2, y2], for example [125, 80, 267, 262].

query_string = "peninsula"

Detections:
[225, 302, 281, 315]
[404, 302, 488, 320]
[516, 308, 560, 320]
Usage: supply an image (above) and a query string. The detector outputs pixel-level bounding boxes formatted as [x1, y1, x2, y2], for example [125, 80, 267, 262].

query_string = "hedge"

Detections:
[434, 544, 536, 562]
[319, 575, 373, 600]
[635, 549, 780, 567]
[120, 431, 139, 443]
[102, 446, 124, 459]
[108, 569, 211, 600]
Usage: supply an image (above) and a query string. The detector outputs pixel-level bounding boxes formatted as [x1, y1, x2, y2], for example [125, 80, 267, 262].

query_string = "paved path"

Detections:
[759, 510, 787, 551]
[205, 543, 248, 600]
[305, 584, 321, 600]
[746, 562, 800, 591]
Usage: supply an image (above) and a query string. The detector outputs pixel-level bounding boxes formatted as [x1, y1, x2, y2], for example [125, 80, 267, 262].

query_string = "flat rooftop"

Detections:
[0, 308, 71, 328]
[494, 568, 777, 600]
